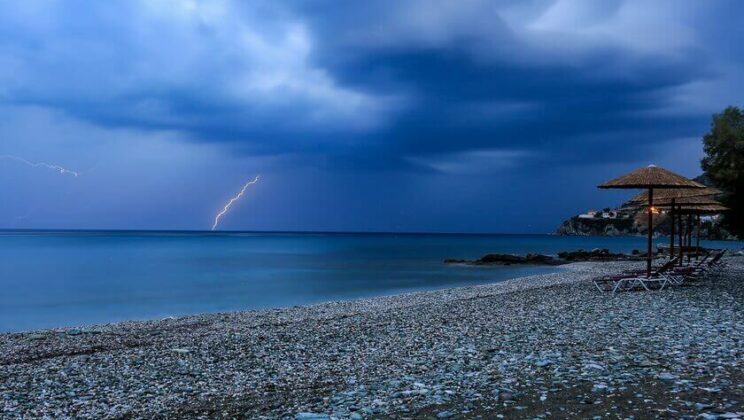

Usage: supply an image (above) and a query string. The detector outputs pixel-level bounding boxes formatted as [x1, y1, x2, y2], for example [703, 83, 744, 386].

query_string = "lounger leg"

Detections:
[622, 278, 636, 292]
[612, 279, 624, 294]
[639, 278, 651, 291]
[624, 278, 640, 292]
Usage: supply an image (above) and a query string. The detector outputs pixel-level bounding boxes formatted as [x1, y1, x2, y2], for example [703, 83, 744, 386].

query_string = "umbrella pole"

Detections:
[677, 207, 683, 266]
[669, 199, 675, 258]
[687, 213, 693, 263]
[647, 187, 653, 277]
[696, 213, 701, 259]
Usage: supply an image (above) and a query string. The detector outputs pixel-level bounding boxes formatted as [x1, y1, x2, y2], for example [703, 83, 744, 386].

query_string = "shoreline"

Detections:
[3, 262, 587, 337]
[0, 264, 569, 335]
[2, 258, 742, 418]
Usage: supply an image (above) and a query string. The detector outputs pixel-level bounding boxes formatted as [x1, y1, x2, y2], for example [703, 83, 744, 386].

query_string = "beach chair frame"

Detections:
[592, 257, 678, 293]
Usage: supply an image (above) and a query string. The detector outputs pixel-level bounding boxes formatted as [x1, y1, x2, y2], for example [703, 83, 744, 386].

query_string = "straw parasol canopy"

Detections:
[598, 165, 705, 189]
[655, 203, 729, 213]
[645, 195, 722, 207]
[622, 196, 721, 209]
[597, 165, 704, 277]
[633, 191, 724, 260]
[628, 187, 722, 203]
[657, 201, 729, 260]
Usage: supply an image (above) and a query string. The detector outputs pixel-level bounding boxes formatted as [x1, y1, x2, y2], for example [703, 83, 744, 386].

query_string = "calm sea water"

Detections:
[1, 231, 741, 332]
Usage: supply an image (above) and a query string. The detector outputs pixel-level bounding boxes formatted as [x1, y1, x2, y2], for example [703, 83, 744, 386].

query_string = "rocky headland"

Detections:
[554, 213, 737, 240]
[555, 173, 738, 240]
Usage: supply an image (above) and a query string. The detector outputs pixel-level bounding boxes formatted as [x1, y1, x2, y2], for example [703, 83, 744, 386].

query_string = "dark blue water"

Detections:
[1, 231, 741, 332]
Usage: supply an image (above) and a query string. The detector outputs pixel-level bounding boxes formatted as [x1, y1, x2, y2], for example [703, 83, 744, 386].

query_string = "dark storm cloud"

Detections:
[324, 47, 708, 154]
[0, 1, 742, 172]
[2, 0, 744, 232]
[291, 0, 729, 170]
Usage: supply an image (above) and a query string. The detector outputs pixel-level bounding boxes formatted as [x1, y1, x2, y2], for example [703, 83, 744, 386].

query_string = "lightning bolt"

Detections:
[211, 175, 260, 231]
[0, 155, 80, 177]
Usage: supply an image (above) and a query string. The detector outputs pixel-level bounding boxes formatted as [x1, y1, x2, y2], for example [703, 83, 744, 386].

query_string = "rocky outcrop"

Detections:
[445, 249, 646, 266]
[445, 253, 563, 266]
[557, 248, 646, 262]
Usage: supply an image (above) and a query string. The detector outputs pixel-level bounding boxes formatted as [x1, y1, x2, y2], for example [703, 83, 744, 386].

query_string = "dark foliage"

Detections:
[701, 106, 744, 238]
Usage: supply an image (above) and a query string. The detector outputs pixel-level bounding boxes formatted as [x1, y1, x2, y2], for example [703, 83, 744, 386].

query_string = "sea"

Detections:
[1, 230, 741, 332]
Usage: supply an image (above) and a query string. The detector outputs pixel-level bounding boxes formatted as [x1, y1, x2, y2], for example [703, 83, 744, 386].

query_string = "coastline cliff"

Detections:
[556, 174, 738, 240]
[555, 210, 736, 240]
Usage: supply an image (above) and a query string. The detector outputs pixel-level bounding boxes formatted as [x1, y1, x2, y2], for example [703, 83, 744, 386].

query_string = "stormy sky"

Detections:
[1, 0, 742, 232]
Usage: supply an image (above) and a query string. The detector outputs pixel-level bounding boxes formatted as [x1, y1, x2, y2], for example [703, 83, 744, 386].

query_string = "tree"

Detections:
[701, 106, 744, 237]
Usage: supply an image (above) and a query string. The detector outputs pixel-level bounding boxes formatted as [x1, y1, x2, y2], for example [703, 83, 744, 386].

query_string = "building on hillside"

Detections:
[578, 208, 633, 219]
[578, 209, 597, 219]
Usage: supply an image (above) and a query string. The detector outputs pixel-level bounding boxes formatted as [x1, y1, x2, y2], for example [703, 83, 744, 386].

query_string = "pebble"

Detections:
[0, 257, 741, 419]
[295, 413, 330, 420]
[658, 373, 677, 381]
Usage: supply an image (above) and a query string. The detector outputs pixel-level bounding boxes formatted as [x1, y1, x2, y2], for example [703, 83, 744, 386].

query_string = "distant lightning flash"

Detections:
[211, 176, 260, 231]
[0, 155, 80, 177]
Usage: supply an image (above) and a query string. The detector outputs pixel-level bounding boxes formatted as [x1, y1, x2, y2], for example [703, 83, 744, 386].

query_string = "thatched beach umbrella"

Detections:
[627, 187, 722, 257]
[628, 187, 721, 203]
[630, 191, 722, 257]
[598, 165, 704, 277]
[655, 202, 728, 260]
[640, 195, 721, 259]
[648, 195, 721, 206]
[656, 203, 729, 212]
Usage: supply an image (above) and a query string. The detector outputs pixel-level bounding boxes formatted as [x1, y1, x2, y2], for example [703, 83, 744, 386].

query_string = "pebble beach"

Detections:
[1, 257, 742, 419]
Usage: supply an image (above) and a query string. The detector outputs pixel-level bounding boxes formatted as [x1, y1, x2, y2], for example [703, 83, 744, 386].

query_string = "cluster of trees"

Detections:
[701, 106, 744, 238]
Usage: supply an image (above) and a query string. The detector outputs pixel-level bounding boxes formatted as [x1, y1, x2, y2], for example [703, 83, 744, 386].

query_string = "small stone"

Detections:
[500, 392, 514, 402]
[658, 373, 677, 381]
[437, 411, 453, 418]
[592, 383, 608, 392]
[171, 348, 191, 354]
[536, 359, 553, 367]
[295, 413, 330, 420]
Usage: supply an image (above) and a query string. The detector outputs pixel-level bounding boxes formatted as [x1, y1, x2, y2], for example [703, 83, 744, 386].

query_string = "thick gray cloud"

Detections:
[1, 0, 741, 167]
[0, 0, 741, 231]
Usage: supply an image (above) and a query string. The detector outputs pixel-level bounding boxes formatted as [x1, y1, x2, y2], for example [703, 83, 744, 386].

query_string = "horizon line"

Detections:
[0, 228, 554, 236]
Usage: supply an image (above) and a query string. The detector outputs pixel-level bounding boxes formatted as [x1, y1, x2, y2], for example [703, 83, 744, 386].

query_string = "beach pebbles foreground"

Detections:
[1, 258, 743, 419]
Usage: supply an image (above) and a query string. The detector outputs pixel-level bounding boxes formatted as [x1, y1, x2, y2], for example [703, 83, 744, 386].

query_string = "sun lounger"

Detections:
[671, 250, 725, 282]
[622, 257, 687, 287]
[592, 257, 678, 293]
[592, 250, 729, 293]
